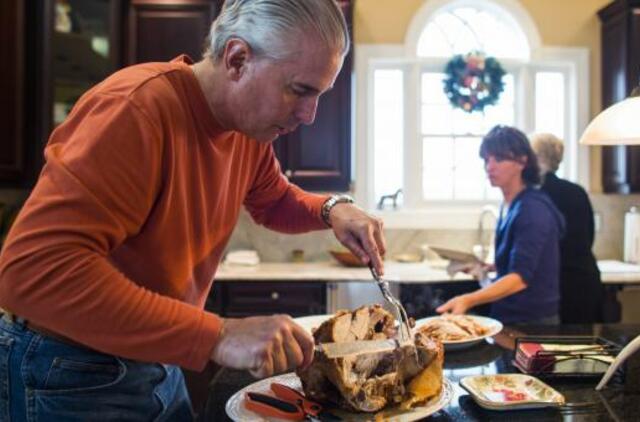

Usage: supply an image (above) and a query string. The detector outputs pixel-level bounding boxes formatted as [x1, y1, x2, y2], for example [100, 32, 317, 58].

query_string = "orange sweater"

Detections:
[0, 56, 329, 371]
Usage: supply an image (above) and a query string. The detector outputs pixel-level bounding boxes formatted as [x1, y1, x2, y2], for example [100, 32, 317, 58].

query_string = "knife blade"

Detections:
[315, 339, 408, 359]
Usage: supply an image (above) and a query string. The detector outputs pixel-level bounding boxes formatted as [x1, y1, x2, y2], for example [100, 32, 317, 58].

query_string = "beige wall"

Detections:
[354, 0, 611, 192]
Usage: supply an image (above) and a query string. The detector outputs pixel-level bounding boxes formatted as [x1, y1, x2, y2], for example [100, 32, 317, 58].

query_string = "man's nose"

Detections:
[295, 97, 319, 125]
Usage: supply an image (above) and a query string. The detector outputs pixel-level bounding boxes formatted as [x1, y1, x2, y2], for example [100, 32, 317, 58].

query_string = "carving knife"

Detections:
[315, 339, 410, 359]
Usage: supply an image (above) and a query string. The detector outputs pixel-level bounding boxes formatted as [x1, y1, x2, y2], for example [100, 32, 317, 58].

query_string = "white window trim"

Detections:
[354, 3, 590, 230]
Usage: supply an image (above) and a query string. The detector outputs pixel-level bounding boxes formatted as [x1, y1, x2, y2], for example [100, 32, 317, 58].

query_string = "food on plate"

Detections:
[418, 314, 490, 341]
[297, 304, 444, 413]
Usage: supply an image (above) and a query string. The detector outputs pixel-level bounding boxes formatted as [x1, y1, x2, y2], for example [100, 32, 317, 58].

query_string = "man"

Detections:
[0, 0, 385, 419]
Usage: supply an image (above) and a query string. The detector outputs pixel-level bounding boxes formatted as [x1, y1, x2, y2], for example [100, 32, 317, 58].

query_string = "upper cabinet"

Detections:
[598, 0, 640, 193]
[272, 0, 353, 192]
[2, 0, 352, 193]
[126, 0, 219, 65]
[1, 0, 123, 187]
[0, 0, 26, 184]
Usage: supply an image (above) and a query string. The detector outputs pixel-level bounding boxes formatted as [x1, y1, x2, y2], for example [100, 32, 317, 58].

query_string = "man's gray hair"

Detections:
[205, 0, 349, 62]
[530, 133, 564, 173]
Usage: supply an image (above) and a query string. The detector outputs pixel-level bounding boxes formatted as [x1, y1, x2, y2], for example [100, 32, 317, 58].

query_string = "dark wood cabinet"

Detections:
[125, 0, 219, 65]
[1, 0, 123, 187]
[273, 0, 353, 192]
[2, 0, 352, 191]
[0, 0, 26, 183]
[598, 0, 640, 193]
[206, 281, 326, 317]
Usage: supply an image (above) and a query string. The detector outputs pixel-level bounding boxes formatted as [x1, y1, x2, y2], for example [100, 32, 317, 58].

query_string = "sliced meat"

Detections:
[298, 305, 443, 413]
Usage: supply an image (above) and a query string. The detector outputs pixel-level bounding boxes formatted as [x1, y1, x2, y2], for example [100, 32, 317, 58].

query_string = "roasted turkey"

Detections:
[297, 304, 443, 413]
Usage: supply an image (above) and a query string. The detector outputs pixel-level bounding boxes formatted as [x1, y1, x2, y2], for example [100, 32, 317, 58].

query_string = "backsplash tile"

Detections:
[226, 193, 640, 263]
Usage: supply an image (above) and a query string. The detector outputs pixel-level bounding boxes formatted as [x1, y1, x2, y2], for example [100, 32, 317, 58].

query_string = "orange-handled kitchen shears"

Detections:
[244, 382, 341, 421]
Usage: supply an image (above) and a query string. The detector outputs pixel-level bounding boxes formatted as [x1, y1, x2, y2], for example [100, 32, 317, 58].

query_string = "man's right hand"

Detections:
[210, 315, 315, 378]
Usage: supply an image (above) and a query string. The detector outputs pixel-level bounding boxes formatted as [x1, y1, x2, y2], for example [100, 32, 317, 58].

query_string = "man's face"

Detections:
[484, 154, 525, 188]
[231, 38, 344, 143]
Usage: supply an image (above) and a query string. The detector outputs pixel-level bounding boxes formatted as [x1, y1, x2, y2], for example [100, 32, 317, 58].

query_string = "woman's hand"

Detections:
[328, 203, 386, 275]
[436, 294, 474, 315]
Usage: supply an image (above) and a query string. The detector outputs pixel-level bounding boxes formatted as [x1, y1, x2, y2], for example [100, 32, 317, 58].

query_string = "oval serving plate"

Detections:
[226, 372, 454, 422]
[415, 315, 503, 351]
[460, 374, 565, 411]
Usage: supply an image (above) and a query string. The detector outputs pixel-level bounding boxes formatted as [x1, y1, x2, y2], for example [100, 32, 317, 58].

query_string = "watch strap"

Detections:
[321, 194, 354, 227]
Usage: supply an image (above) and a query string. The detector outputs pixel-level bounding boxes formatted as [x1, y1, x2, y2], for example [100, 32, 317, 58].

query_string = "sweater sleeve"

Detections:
[0, 93, 221, 371]
[243, 145, 330, 233]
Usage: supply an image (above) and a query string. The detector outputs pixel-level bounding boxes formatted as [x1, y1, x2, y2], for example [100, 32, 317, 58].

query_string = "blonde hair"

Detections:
[205, 0, 349, 62]
[530, 133, 564, 173]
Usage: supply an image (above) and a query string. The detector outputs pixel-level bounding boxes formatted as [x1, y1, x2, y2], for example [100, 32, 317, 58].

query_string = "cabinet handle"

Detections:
[271, 291, 280, 300]
[285, 169, 292, 178]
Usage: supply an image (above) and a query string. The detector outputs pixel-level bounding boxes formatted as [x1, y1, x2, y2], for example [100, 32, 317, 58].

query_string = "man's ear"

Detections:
[222, 38, 252, 81]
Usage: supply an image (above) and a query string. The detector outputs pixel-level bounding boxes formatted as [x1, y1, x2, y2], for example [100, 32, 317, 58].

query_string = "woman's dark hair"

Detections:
[479, 125, 541, 185]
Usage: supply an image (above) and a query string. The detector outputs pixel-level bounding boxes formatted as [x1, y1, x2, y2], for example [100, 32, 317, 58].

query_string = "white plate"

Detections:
[293, 314, 332, 334]
[415, 315, 503, 351]
[225, 372, 454, 422]
[460, 374, 565, 410]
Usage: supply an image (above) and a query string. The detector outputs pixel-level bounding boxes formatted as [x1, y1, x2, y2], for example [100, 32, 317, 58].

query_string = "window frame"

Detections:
[354, 4, 590, 229]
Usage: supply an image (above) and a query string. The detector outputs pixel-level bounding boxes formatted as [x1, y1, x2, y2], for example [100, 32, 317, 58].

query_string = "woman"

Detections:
[437, 126, 565, 324]
[531, 133, 603, 323]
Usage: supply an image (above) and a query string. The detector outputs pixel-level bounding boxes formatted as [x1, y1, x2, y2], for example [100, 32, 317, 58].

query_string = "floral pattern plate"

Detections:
[226, 372, 454, 421]
[460, 374, 565, 410]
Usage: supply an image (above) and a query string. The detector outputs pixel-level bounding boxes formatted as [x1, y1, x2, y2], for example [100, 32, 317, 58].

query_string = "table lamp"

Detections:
[579, 84, 640, 391]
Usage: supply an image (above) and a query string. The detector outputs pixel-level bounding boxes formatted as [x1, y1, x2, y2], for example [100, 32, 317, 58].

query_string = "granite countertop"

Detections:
[201, 323, 640, 421]
[215, 260, 472, 283]
[215, 259, 640, 285]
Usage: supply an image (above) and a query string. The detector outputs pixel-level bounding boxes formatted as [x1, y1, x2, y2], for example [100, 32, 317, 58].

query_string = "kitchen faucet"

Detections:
[476, 205, 498, 263]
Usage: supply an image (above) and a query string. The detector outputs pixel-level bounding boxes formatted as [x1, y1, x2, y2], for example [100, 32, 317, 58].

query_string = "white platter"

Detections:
[225, 372, 454, 422]
[415, 315, 503, 351]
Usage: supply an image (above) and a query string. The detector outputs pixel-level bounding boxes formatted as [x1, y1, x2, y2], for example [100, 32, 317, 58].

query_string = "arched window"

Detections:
[416, 5, 530, 59]
[356, 0, 589, 227]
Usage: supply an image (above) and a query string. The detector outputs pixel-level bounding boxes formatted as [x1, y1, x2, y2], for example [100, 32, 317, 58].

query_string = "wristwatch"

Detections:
[321, 194, 354, 227]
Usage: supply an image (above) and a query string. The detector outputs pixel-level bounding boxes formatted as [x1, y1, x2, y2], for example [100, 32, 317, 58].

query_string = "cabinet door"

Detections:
[273, 1, 352, 192]
[598, 0, 640, 193]
[126, 0, 219, 64]
[206, 282, 326, 317]
[1, 0, 123, 186]
[0, 0, 26, 183]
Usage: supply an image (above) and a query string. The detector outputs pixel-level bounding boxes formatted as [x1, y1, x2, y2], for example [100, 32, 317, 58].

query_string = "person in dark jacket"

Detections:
[437, 126, 565, 324]
[531, 133, 603, 323]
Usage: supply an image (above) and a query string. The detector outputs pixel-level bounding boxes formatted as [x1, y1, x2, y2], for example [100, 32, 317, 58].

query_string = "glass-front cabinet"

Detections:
[0, 0, 123, 186]
[46, 0, 123, 130]
[50, 0, 121, 126]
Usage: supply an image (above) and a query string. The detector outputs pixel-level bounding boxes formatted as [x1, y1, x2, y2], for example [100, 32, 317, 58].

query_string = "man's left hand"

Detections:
[329, 203, 386, 275]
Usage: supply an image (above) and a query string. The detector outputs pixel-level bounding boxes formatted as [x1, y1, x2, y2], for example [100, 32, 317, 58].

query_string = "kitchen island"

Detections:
[200, 323, 640, 421]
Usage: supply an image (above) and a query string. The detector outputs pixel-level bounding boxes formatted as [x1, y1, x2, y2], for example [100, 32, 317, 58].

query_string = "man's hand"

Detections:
[210, 315, 314, 378]
[329, 203, 386, 275]
[436, 294, 474, 315]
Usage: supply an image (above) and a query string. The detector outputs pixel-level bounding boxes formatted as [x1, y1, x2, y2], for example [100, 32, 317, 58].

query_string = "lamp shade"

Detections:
[579, 97, 640, 145]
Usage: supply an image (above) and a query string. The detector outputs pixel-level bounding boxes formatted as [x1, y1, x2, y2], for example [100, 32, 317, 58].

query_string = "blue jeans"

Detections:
[0, 315, 193, 421]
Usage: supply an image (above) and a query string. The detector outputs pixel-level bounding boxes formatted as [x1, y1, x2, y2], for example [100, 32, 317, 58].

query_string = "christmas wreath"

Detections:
[443, 51, 506, 113]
